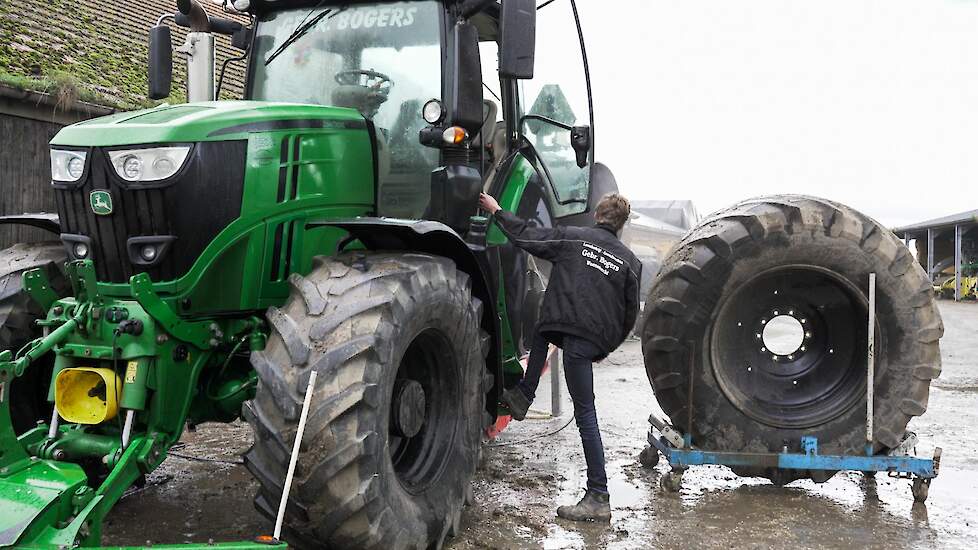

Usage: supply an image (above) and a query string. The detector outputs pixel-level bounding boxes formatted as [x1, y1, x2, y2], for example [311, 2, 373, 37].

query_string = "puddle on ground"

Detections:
[101, 302, 978, 549]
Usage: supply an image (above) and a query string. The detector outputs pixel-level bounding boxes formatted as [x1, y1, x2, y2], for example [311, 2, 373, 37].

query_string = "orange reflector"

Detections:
[442, 126, 468, 145]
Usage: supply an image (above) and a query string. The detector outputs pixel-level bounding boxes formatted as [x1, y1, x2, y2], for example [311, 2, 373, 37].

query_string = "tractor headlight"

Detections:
[67, 157, 86, 179]
[121, 155, 143, 180]
[108, 146, 191, 182]
[51, 150, 87, 182]
[422, 99, 446, 125]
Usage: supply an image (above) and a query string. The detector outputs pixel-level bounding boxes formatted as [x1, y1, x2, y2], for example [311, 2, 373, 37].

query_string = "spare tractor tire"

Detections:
[0, 242, 68, 434]
[642, 196, 942, 483]
[244, 253, 487, 549]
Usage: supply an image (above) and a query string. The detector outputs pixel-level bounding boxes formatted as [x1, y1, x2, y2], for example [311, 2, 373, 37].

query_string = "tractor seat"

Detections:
[473, 99, 498, 149]
[484, 121, 509, 190]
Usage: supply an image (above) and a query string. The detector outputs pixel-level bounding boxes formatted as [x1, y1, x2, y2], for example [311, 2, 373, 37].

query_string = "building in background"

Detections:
[622, 199, 698, 297]
[894, 209, 977, 301]
[0, 0, 246, 247]
[631, 199, 699, 238]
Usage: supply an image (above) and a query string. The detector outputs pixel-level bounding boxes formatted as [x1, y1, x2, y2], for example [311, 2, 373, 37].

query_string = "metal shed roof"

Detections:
[893, 209, 978, 234]
[628, 211, 687, 237]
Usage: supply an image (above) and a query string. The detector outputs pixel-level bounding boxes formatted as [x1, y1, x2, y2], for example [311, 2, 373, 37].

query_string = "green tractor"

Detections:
[0, 0, 611, 547]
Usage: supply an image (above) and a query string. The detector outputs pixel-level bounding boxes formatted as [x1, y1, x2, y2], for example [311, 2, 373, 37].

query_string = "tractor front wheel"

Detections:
[245, 253, 487, 549]
[0, 242, 67, 433]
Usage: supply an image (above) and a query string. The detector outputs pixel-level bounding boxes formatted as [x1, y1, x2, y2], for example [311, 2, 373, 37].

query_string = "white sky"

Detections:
[573, 0, 978, 227]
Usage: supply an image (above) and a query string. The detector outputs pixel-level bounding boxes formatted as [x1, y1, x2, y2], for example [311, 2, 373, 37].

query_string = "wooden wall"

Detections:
[0, 113, 62, 249]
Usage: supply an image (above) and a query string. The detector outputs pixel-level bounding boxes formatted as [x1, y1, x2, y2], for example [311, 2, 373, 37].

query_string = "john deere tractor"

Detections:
[0, 0, 610, 547]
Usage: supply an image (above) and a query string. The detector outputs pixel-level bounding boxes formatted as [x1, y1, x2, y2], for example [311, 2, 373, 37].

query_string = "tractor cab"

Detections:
[151, 0, 604, 232]
[249, 2, 446, 218]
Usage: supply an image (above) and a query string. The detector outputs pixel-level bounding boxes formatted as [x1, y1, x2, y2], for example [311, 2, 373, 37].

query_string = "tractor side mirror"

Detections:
[148, 25, 173, 100]
[499, 0, 536, 79]
[447, 22, 484, 135]
[571, 125, 590, 169]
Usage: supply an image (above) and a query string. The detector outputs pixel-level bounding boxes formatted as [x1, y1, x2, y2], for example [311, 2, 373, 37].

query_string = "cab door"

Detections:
[477, 14, 551, 360]
[479, 0, 611, 361]
[517, 0, 611, 227]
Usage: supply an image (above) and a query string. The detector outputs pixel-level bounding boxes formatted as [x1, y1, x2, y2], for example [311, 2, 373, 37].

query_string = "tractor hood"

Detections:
[50, 101, 367, 147]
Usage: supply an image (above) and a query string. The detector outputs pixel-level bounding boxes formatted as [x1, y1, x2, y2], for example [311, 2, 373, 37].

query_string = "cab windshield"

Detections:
[250, 1, 443, 218]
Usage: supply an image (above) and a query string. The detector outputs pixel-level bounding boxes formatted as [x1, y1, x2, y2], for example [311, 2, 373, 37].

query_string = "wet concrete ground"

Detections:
[103, 301, 978, 549]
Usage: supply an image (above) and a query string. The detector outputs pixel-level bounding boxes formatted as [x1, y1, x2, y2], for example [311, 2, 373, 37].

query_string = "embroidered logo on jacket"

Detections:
[581, 242, 623, 276]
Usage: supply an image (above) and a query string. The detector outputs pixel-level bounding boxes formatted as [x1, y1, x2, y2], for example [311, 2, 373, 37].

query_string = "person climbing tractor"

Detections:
[478, 191, 642, 522]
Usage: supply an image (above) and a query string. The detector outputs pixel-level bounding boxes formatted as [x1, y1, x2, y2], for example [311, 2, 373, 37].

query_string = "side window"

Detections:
[479, 39, 506, 176]
[518, 0, 591, 218]
[480, 40, 504, 123]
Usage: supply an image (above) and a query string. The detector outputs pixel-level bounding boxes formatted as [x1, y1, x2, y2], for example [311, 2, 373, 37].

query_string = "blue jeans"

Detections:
[518, 331, 608, 495]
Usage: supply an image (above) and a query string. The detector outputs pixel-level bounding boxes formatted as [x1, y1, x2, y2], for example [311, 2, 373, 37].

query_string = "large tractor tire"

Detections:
[0, 242, 68, 434]
[642, 196, 942, 483]
[245, 253, 487, 549]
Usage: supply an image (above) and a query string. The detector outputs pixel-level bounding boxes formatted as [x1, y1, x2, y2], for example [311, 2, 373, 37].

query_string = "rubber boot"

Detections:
[556, 489, 611, 522]
[500, 387, 531, 421]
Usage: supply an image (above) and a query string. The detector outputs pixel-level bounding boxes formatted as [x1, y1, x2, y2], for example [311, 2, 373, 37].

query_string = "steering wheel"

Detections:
[335, 69, 393, 97]
[332, 69, 394, 118]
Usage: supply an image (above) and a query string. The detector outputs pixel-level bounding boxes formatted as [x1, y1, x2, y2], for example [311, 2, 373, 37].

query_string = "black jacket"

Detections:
[493, 210, 642, 358]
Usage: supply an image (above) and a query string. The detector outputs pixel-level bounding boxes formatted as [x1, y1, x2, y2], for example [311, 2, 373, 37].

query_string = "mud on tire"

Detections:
[244, 252, 487, 549]
[642, 195, 943, 483]
[0, 242, 68, 433]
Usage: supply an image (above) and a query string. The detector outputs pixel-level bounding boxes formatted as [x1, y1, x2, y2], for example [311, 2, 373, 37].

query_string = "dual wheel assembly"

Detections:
[641, 195, 943, 492]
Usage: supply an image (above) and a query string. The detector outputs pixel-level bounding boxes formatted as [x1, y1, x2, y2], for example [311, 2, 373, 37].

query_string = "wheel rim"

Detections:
[388, 328, 460, 493]
[710, 266, 869, 429]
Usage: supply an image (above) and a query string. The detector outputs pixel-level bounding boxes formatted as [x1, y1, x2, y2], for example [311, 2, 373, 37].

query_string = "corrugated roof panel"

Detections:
[893, 209, 978, 234]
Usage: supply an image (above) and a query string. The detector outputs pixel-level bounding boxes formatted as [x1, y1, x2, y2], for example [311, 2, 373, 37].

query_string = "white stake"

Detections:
[274, 370, 317, 541]
[866, 273, 876, 447]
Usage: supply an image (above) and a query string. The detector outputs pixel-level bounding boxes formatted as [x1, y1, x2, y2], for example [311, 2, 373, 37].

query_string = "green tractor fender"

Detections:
[313, 217, 503, 417]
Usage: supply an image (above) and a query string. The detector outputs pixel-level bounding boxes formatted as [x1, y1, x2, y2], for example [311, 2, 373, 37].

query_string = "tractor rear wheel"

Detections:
[245, 253, 487, 549]
[0, 242, 67, 434]
[642, 196, 942, 483]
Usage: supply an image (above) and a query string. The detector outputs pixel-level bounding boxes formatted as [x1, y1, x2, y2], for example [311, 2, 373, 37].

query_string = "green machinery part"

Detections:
[0, 261, 270, 547]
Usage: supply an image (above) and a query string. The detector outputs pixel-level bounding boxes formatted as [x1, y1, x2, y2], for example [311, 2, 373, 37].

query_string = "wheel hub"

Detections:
[711, 267, 868, 429]
[388, 328, 461, 493]
[391, 379, 426, 438]
[757, 308, 812, 368]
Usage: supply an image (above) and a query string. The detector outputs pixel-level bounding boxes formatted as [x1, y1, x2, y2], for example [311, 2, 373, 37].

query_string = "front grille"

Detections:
[54, 141, 247, 284]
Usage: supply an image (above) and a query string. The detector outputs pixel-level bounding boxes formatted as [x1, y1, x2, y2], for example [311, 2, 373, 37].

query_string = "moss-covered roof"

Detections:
[0, 0, 248, 110]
